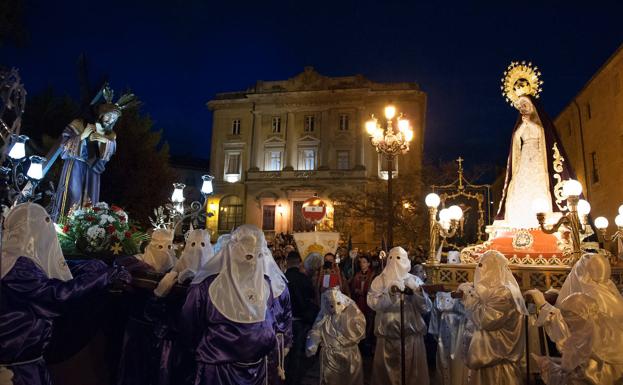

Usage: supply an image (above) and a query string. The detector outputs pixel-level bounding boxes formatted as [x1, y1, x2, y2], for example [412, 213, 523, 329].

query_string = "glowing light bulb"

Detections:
[595, 216, 609, 230]
[171, 183, 185, 203]
[448, 205, 463, 220]
[615, 214, 623, 228]
[8, 142, 25, 160]
[201, 175, 214, 195]
[398, 119, 410, 133]
[425, 193, 440, 208]
[365, 119, 377, 136]
[562, 179, 582, 198]
[404, 129, 414, 142]
[577, 199, 591, 216]
[26, 156, 45, 180]
[439, 208, 451, 222]
[384, 105, 396, 120]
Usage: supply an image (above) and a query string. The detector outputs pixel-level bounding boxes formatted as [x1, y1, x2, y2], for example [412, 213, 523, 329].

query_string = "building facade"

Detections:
[206, 67, 426, 247]
[554, 44, 623, 231]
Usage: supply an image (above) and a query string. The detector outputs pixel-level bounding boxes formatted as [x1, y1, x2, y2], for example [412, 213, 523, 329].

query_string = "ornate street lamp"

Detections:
[425, 192, 463, 264]
[169, 175, 216, 232]
[593, 205, 623, 253]
[1, 135, 48, 203]
[533, 179, 589, 264]
[365, 105, 414, 248]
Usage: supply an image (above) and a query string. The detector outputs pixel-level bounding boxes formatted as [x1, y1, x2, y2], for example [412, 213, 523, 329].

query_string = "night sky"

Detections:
[3, 1, 623, 174]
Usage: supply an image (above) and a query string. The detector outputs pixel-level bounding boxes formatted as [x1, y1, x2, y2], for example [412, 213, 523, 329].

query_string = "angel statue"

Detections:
[52, 83, 139, 221]
[495, 62, 576, 229]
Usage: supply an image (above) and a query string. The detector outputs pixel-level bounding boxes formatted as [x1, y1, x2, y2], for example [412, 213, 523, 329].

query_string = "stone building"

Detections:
[205, 67, 426, 247]
[554, 44, 623, 231]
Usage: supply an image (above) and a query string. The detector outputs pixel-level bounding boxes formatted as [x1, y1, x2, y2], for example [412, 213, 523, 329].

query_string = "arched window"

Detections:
[218, 195, 243, 234]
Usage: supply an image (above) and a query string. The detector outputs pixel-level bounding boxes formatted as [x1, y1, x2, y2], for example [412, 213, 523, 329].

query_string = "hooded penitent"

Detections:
[209, 224, 269, 323]
[154, 228, 215, 297]
[180, 224, 281, 385]
[473, 250, 528, 316]
[175, 229, 214, 282]
[367, 246, 431, 385]
[190, 233, 231, 284]
[1, 203, 123, 385]
[139, 228, 176, 273]
[306, 288, 365, 385]
[458, 250, 525, 385]
[556, 253, 623, 365]
[1, 202, 72, 281]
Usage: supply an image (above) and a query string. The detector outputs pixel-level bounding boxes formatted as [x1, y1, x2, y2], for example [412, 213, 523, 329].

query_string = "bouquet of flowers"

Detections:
[59, 202, 148, 256]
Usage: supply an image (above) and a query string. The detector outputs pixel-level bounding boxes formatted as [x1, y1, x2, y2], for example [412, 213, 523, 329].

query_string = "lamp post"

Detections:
[534, 179, 589, 265]
[593, 205, 623, 255]
[276, 203, 285, 233]
[424, 192, 463, 264]
[168, 175, 215, 234]
[365, 105, 414, 249]
[2, 135, 48, 203]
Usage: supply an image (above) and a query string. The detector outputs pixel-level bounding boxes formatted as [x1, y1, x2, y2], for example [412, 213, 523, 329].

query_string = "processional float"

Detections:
[426, 61, 623, 290]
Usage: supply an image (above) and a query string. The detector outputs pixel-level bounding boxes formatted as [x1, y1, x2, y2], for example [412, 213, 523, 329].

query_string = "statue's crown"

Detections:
[501, 61, 543, 108]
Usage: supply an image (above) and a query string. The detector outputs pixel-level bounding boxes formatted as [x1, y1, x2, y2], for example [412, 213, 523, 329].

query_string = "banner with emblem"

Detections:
[293, 231, 340, 260]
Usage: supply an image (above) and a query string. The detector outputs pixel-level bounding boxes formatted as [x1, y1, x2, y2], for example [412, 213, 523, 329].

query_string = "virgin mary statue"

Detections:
[495, 62, 576, 229]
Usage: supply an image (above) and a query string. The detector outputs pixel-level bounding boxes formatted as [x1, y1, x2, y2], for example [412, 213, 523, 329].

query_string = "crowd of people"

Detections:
[3, 203, 623, 385]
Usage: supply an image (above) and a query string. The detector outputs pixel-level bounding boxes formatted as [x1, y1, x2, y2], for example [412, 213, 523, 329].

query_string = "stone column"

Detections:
[252, 112, 263, 170]
[319, 110, 330, 169]
[285, 111, 296, 170]
[355, 107, 365, 169]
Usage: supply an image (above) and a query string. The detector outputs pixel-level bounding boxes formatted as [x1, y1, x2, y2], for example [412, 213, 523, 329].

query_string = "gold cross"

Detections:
[110, 242, 123, 255]
[456, 157, 464, 171]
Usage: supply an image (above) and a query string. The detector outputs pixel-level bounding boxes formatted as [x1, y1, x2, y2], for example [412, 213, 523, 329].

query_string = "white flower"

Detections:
[94, 202, 109, 210]
[99, 214, 115, 225]
[86, 225, 105, 240]
[73, 209, 84, 217]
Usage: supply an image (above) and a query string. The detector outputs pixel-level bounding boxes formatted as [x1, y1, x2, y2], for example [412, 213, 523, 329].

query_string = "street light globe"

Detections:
[615, 214, 623, 228]
[448, 205, 463, 220]
[531, 198, 549, 214]
[562, 179, 583, 198]
[26, 156, 45, 180]
[594, 216, 609, 230]
[619, 204, 623, 216]
[425, 193, 440, 208]
[404, 129, 414, 142]
[8, 135, 29, 160]
[577, 199, 591, 216]
[8, 142, 25, 160]
[365, 119, 377, 136]
[439, 208, 451, 222]
[384, 105, 396, 120]
[201, 175, 214, 195]
[171, 183, 186, 203]
[398, 118, 410, 133]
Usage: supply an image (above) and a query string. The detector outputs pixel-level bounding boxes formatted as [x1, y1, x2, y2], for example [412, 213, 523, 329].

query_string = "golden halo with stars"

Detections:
[501, 61, 544, 108]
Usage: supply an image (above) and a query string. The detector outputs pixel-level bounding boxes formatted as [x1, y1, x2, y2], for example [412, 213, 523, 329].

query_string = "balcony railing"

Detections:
[246, 168, 367, 181]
